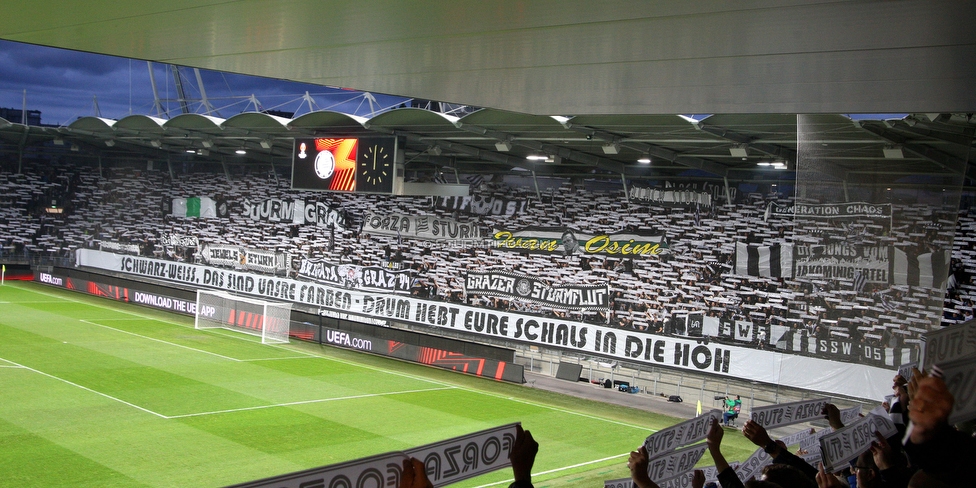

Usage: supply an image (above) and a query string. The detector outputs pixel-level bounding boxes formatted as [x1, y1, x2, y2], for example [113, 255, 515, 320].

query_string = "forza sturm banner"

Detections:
[76, 249, 894, 400]
[464, 270, 609, 311]
[361, 211, 484, 242]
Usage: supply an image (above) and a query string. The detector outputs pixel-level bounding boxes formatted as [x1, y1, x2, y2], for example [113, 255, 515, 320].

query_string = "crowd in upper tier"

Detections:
[1, 160, 974, 368]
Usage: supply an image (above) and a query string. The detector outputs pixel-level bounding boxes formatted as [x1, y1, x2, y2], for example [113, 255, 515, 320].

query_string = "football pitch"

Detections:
[0, 282, 755, 487]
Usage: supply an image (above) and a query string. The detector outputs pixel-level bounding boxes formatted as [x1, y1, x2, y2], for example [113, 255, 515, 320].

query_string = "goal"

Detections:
[194, 289, 292, 344]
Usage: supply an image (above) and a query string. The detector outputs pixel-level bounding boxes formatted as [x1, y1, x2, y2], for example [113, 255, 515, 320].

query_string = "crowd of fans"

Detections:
[1, 160, 975, 366]
[393, 366, 973, 487]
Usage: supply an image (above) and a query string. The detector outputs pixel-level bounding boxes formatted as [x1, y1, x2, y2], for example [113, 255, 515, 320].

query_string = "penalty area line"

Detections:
[79, 319, 243, 362]
[166, 385, 457, 419]
[0, 356, 167, 419]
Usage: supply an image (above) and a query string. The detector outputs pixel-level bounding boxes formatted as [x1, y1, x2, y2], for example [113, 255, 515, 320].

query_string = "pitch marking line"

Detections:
[20, 285, 323, 355]
[0, 354, 457, 420]
[472, 452, 630, 488]
[167, 386, 458, 419]
[0, 356, 168, 418]
[3, 300, 66, 304]
[79, 319, 243, 362]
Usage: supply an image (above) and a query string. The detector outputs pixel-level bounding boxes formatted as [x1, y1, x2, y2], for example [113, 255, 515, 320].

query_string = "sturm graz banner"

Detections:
[243, 198, 347, 230]
[298, 257, 414, 294]
[361, 211, 484, 242]
[464, 271, 609, 311]
[491, 226, 669, 257]
[765, 202, 892, 221]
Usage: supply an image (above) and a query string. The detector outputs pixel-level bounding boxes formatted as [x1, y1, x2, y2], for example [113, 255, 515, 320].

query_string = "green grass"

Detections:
[0, 282, 756, 487]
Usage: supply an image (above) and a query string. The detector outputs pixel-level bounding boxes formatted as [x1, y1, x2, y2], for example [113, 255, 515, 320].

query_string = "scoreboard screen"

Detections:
[292, 137, 397, 194]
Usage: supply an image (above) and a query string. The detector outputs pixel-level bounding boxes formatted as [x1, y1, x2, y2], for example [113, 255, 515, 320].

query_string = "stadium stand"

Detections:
[3, 159, 974, 371]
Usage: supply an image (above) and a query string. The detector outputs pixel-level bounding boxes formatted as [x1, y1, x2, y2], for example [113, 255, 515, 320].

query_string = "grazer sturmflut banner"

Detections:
[243, 198, 347, 230]
[765, 202, 892, 221]
[297, 257, 414, 294]
[76, 249, 894, 400]
[491, 226, 669, 257]
[464, 271, 609, 311]
[361, 211, 484, 242]
[628, 186, 713, 207]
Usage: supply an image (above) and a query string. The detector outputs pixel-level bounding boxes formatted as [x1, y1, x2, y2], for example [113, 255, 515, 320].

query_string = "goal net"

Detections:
[194, 289, 292, 344]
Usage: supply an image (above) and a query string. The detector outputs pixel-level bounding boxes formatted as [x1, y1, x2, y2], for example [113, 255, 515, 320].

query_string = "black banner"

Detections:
[464, 271, 609, 310]
[433, 195, 527, 217]
[298, 257, 414, 294]
[766, 202, 892, 221]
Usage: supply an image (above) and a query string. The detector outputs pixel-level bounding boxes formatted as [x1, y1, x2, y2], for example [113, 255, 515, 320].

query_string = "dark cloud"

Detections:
[0, 40, 409, 126]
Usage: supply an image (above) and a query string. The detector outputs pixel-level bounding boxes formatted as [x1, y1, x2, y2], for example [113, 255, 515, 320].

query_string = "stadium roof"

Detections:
[0, 2, 973, 185]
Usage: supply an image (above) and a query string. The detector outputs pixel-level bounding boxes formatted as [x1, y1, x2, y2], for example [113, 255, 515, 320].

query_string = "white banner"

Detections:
[243, 248, 287, 274]
[938, 355, 976, 425]
[603, 478, 632, 488]
[160, 233, 199, 248]
[643, 410, 722, 459]
[628, 187, 713, 207]
[75, 249, 896, 400]
[200, 244, 241, 267]
[362, 211, 484, 242]
[839, 406, 861, 425]
[98, 241, 141, 255]
[920, 318, 976, 369]
[818, 414, 897, 472]
[243, 198, 346, 230]
[749, 398, 831, 429]
[228, 423, 517, 488]
[734, 448, 772, 483]
[645, 444, 706, 482]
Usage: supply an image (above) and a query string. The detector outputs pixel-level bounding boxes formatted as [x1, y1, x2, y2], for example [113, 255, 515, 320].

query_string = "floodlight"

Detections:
[883, 146, 904, 159]
[730, 144, 748, 158]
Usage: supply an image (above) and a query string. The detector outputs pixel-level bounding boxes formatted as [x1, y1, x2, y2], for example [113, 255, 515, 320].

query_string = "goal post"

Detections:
[195, 289, 292, 344]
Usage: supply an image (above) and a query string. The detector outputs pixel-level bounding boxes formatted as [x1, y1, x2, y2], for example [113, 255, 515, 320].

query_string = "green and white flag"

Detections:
[172, 197, 216, 218]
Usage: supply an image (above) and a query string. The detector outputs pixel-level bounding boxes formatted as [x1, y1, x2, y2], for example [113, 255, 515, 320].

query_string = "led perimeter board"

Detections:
[292, 137, 397, 194]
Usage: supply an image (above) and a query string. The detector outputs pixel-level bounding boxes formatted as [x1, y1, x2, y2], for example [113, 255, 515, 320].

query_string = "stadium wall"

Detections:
[73, 250, 894, 400]
[35, 267, 523, 384]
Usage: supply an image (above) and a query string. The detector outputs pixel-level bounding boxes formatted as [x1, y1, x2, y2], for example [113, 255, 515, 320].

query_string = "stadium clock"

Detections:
[292, 136, 397, 194]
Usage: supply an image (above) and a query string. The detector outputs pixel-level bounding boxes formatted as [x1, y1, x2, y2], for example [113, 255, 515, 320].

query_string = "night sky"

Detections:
[0, 40, 409, 126]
